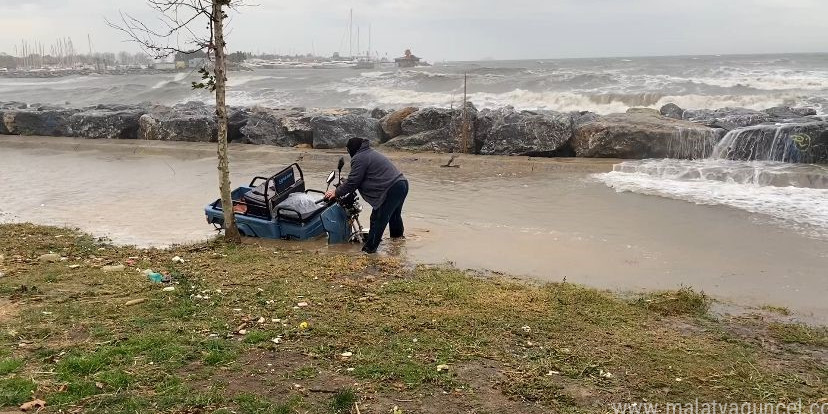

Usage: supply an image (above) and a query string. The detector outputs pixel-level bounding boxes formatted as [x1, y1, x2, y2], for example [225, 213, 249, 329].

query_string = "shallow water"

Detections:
[1, 136, 826, 323]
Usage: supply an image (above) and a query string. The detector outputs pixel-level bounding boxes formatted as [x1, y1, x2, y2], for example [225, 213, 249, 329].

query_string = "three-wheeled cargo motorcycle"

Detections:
[205, 157, 366, 244]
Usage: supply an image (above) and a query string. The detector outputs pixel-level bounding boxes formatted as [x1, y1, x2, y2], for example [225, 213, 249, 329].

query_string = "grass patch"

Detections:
[762, 305, 791, 316]
[235, 393, 297, 414]
[0, 358, 24, 376]
[769, 323, 828, 346]
[202, 339, 239, 366]
[330, 388, 357, 414]
[638, 287, 709, 316]
[0, 224, 825, 413]
[0, 377, 37, 407]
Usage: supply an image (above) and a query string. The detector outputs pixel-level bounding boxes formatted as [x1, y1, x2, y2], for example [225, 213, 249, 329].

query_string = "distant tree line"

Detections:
[0, 50, 152, 69]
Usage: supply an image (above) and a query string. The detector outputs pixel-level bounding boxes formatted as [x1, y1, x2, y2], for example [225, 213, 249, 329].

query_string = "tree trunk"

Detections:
[212, 1, 241, 243]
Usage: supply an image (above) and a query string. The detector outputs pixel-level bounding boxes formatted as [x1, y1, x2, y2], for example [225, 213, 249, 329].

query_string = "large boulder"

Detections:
[310, 113, 383, 149]
[282, 111, 314, 145]
[379, 107, 418, 140]
[369, 107, 390, 119]
[400, 107, 454, 135]
[682, 107, 771, 130]
[68, 106, 145, 139]
[138, 102, 217, 142]
[0, 102, 27, 134]
[573, 110, 724, 159]
[660, 103, 684, 120]
[385, 103, 478, 153]
[762, 106, 818, 120]
[713, 121, 828, 164]
[3, 107, 78, 136]
[474, 107, 573, 156]
[240, 107, 308, 146]
[227, 107, 250, 143]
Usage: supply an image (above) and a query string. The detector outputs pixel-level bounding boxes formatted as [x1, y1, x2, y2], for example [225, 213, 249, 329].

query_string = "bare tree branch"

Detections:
[106, 0, 245, 59]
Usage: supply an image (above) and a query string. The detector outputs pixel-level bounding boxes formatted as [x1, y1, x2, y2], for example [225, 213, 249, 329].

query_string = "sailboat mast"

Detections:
[348, 9, 353, 58]
[368, 25, 371, 58]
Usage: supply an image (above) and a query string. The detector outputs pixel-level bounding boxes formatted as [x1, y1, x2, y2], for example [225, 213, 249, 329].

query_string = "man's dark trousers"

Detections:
[363, 180, 408, 253]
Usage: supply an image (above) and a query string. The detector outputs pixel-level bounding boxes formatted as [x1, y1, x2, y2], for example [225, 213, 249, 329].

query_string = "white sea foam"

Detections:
[333, 84, 809, 114]
[688, 70, 828, 91]
[596, 160, 828, 239]
[0, 76, 95, 87]
[152, 72, 192, 89]
[226, 75, 283, 87]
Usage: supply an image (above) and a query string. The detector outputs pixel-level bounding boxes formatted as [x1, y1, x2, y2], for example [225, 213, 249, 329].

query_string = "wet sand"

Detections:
[1, 136, 826, 323]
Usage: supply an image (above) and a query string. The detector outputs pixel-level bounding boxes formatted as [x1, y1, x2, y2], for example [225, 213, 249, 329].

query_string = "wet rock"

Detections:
[713, 121, 828, 163]
[282, 110, 314, 145]
[370, 107, 389, 119]
[227, 107, 249, 143]
[660, 103, 685, 120]
[139, 102, 217, 142]
[0, 101, 28, 110]
[627, 107, 661, 116]
[380, 107, 418, 140]
[240, 107, 307, 146]
[68, 107, 144, 139]
[574, 110, 723, 159]
[762, 106, 818, 120]
[5, 107, 78, 136]
[682, 107, 771, 130]
[0, 112, 8, 135]
[571, 111, 601, 128]
[310, 113, 383, 149]
[400, 107, 454, 135]
[385, 103, 477, 153]
[475, 107, 573, 156]
[0, 102, 28, 134]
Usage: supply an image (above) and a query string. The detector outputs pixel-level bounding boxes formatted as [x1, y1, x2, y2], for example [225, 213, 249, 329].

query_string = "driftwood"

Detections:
[440, 154, 460, 168]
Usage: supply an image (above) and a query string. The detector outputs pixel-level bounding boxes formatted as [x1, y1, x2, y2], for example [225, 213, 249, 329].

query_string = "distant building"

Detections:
[394, 49, 422, 68]
[188, 58, 207, 69]
[153, 62, 176, 70]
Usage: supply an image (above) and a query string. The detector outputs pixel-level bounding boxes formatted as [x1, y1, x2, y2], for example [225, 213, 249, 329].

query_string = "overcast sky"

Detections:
[1, 0, 827, 61]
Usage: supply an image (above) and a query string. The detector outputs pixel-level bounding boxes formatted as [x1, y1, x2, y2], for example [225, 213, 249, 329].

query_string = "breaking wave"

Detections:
[596, 159, 828, 239]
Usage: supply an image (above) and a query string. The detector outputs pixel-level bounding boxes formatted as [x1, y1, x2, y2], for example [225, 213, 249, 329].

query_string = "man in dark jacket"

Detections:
[324, 138, 409, 253]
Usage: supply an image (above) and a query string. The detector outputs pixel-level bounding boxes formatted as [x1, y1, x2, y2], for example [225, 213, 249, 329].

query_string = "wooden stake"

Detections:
[460, 72, 470, 153]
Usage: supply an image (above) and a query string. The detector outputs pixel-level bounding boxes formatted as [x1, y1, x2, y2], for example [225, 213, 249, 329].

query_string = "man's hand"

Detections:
[324, 189, 336, 200]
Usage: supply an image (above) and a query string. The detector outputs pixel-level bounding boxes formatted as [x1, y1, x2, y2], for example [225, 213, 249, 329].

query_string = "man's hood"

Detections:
[347, 138, 370, 157]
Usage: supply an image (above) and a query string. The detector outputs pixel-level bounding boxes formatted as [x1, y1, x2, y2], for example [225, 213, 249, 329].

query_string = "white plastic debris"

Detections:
[102, 264, 125, 273]
[521, 325, 531, 333]
[162, 286, 175, 292]
[297, 302, 309, 307]
[172, 256, 185, 263]
[340, 352, 353, 358]
[436, 364, 450, 372]
[38, 253, 61, 263]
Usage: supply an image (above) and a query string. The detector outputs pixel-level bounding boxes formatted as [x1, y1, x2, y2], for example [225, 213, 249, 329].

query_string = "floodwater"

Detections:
[1, 136, 826, 323]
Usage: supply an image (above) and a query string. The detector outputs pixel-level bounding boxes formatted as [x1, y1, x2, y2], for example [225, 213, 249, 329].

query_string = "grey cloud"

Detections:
[1, 0, 826, 60]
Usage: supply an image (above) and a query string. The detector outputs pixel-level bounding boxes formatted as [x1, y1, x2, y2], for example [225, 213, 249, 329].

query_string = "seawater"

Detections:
[1, 53, 826, 114]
